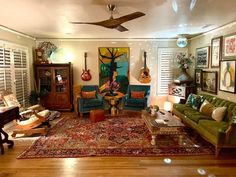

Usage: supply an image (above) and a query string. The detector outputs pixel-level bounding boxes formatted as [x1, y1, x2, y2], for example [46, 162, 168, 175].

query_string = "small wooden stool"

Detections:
[89, 109, 105, 123]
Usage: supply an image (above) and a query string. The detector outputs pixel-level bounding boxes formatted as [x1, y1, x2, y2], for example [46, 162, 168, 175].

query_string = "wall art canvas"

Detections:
[195, 69, 202, 87]
[98, 47, 129, 95]
[224, 33, 236, 58]
[219, 60, 236, 93]
[211, 36, 222, 68]
[201, 71, 217, 94]
[196, 46, 210, 68]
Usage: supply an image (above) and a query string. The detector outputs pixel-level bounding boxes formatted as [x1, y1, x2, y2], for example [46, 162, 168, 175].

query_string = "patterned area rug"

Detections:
[17, 113, 213, 158]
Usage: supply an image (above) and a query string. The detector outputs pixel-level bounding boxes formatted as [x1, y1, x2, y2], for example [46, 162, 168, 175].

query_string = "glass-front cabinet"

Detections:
[35, 63, 73, 111]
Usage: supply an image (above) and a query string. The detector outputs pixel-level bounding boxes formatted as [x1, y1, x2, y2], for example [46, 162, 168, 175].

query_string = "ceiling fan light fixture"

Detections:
[177, 36, 188, 48]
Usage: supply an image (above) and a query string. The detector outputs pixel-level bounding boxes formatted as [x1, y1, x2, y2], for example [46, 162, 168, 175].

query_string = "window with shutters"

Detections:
[0, 41, 30, 107]
[157, 48, 188, 96]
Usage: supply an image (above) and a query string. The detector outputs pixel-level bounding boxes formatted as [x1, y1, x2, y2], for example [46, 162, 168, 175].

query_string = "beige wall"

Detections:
[36, 39, 178, 108]
[189, 22, 236, 102]
[0, 28, 36, 89]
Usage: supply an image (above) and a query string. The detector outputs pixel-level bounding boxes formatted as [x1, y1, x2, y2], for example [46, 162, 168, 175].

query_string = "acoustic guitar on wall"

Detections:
[139, 51, 151, 83]
[81, 52, 92, 81]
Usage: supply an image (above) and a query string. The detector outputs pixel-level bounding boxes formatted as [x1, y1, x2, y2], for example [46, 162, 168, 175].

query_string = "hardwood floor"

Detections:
[1, 113, 236, 177]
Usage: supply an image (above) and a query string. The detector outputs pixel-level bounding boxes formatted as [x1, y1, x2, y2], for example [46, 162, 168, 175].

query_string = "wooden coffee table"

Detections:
[142, 110, 184, 145]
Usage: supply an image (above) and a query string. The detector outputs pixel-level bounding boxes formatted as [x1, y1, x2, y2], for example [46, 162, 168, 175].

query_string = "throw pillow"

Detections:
[81, 91, 96, 99]
[3, 94, 21, 108]
[131, 91, 145, 99]
[185, 93, 205, 110]
[200, 100, 227, 122]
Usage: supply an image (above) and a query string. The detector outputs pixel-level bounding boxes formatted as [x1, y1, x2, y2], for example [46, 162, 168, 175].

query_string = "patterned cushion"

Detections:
[81, 91, 96, 99]
[130, 91, 145, 99]
[2, 94, 21, 108]
[186, 93, 205, 110]
[200, 100, 227, 122]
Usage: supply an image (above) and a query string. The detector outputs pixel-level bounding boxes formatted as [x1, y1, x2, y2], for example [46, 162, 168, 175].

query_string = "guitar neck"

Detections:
[144, 51, 147, 69]
[84, 52, 87, 70]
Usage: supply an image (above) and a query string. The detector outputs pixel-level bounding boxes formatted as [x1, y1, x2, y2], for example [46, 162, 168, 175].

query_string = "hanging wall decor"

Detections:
[196, 46, 210, 68]
[211, 36, 222, 68]
[219, 60, 236, 93]
[98, 47, 129, 95]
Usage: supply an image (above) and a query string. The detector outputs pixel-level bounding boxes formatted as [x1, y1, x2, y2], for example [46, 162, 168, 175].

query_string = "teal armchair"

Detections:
[78, 85, 104, 116]
[122, 85, 150, 111]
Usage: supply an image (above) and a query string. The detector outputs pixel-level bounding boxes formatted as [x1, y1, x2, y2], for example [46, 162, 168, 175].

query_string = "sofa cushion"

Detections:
[81, 91, 96, 99]
[186, 93, 205, 110]
[130, 91, 145, 99]
[83, 99, 102, 108]
[198, 119, 229, 137]
[126, 98, 145, 107]
[184, 110, 211, 123]
[173, 103, 193, 113]
[200, 100, 227, 122]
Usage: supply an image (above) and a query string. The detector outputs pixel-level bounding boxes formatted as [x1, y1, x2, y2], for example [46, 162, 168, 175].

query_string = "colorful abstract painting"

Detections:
[98, 47, 129, 95]
[219, 60, 236, 93]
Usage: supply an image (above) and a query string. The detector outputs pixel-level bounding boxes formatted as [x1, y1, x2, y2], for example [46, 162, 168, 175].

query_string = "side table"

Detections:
[0, 106, 19, 154]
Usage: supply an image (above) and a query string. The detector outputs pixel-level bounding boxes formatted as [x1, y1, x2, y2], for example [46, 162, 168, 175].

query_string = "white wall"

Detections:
[36, 39, 178, 108]
[189, 22, 236, 102]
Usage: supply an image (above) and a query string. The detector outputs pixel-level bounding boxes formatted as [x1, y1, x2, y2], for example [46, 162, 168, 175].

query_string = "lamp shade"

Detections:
[177, 37, 188, 48]
[164, 101, 172, 112]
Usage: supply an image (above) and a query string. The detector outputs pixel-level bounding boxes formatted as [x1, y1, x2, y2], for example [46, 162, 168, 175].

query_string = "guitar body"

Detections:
[81, 52, 92, 81]
[138, 51, 151, 83]
[81, 69, 92, 81]
[139, 67, 151, 83]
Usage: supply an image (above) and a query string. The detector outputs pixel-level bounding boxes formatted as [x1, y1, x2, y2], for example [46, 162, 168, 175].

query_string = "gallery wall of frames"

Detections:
[194, 32, 236, 95]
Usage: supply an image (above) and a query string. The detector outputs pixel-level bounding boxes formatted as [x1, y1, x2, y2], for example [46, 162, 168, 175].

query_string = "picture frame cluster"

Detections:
[195, 32, 236, 94]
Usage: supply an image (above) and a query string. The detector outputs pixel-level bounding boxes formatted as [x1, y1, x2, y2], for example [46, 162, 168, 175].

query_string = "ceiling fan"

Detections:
[70, 4, 145, 32]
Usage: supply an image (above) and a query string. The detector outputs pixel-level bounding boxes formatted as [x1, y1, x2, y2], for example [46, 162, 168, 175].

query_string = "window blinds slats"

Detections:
[157, 48, 188, 96]
[0, 42, 29, 107]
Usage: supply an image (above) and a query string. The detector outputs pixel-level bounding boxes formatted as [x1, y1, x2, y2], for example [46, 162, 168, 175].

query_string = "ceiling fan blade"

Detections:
[116, 12, 145, 24]
[115, 25, 129, 32]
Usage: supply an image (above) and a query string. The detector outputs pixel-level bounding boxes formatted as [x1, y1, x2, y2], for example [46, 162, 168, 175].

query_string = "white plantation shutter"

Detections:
[157, 48, 188, 95]
[0, 41, 30, 107]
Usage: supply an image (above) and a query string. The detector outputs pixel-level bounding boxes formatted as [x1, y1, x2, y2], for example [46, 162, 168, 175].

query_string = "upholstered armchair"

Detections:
[77, 85, 104, 116]
[122, 85, 150, 111]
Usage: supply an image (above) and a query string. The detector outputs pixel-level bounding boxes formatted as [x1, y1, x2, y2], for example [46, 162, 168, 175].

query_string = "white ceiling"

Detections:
[0, 0, 236, 39]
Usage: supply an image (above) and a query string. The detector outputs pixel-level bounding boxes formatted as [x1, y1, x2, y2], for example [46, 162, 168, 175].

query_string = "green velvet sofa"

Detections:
[172, 93, 236, 157]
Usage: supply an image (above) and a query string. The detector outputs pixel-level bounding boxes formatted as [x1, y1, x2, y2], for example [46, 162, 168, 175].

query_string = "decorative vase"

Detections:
[174, 68, 193, 85]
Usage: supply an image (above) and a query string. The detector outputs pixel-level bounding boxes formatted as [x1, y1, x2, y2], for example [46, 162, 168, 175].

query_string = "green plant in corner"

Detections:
[29, 89, 48, 106]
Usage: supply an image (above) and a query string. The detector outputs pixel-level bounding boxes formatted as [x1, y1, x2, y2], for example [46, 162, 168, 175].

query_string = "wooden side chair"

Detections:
[0, 90, 51, 137]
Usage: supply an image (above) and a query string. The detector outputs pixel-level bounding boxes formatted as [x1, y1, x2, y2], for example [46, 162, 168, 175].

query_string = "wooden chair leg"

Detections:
[215, 146, 221, 158]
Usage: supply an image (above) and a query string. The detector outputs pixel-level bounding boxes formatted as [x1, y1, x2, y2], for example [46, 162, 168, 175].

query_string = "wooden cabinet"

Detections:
[34, 63, 73, 111]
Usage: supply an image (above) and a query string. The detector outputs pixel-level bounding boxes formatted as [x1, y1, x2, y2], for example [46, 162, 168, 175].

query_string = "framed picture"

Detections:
[98, 47, 130, 95]
[223, 33, 236, 59]
[196, 46, 210, 68]
[201, 71, 217, 94]
[195, 69, 202, 87]
[211, 36, 222, 68]
[219, 60, 236, 93]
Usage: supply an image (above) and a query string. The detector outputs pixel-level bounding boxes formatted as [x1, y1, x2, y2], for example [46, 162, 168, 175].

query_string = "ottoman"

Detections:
[89, 109, 105, 123]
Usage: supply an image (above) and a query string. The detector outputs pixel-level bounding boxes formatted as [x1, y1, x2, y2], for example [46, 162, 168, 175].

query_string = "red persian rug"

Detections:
[17, 113, 213, 158]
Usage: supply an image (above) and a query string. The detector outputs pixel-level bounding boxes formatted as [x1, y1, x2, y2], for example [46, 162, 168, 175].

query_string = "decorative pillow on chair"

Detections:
[200, 100, 227, 122]
[131, 91, 145, 99]
[81, 91, 96, 99]
[186, 93, 205, 110]
[2, 94, 21, 108]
